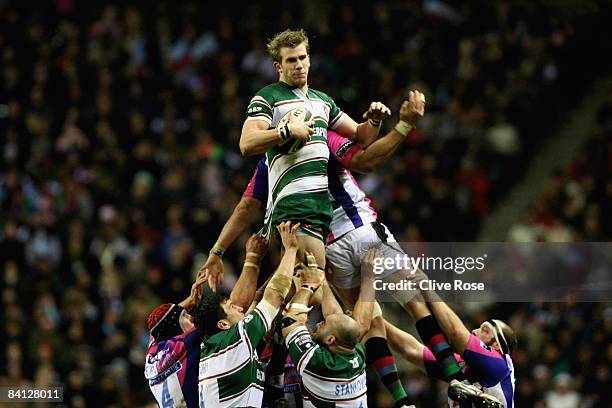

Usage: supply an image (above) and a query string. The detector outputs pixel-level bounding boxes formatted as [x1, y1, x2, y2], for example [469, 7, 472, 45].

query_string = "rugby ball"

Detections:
[277, 107, 312, 153]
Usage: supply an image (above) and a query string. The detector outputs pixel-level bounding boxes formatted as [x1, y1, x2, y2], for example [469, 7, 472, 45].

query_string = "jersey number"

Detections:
[162, 382, 174, 408]
[349, 357, 359, 368]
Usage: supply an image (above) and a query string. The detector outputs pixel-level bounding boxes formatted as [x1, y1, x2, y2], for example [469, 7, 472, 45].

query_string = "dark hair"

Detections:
[191, 289, 228, 337]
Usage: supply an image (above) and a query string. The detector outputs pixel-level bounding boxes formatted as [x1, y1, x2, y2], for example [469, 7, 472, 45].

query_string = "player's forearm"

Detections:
[262, 247, 298, 305]
[229, 255, 263, 311]
[215, 197, 261, 250]
[350, 129, 405, 173]
[239, 129, 281, 156]
[424, 297, 470, 351]
[321, 282, 343, 317]
[353, 293, 374, 340]
[384, 320, 427, 372]
[353, 122, 380, 147]
[289, 287, 313, 308]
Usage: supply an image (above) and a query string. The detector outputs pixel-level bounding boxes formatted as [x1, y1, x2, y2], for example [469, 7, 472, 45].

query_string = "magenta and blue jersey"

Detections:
[424, 334, 515, 408]
[145, 329, 202, 408]
[243, 130, 378, 243]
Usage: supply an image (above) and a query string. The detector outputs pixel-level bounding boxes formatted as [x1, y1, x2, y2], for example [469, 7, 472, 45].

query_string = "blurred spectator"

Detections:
[545, 373, 580, 408]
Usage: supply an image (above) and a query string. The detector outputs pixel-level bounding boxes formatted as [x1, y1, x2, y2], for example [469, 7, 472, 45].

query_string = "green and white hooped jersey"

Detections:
[246, 82, 348, 238]
[198, 302, 275, 407]
[285, 325, 368, 408]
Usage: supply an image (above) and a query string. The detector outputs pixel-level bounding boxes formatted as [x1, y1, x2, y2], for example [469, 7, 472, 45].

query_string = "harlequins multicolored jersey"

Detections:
[245, 81, 348, 240]
[285, 325, 368, 407]
[145, 329, 202, 408]
[424, 335, 515, 407]
[198, 302, 275, 407]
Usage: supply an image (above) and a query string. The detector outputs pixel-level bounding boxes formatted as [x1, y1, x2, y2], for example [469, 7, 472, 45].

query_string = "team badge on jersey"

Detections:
[294, 334, 316, 353]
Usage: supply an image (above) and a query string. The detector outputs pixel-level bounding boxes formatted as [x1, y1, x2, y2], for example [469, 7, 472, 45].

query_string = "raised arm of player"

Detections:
[422, 290, 471, 354]
[261, 221, 301, 309]
[239, 115, 314, 156]
[177, 273, 208, 312]
[281, 252, 324, 337]
[198, 196, 262, 291]
[333, 101, 391, 147]
[198, 157, 270, 292]
[229, 234, 268, 311]
[352, 247, 377, 341]
[384, 320, 427, 372]
[349, 91, 425, 173]
[320, 280, 344, 317]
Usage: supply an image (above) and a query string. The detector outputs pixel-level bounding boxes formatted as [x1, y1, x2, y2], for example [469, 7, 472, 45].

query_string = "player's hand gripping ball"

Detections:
[277, 107, 313, 153]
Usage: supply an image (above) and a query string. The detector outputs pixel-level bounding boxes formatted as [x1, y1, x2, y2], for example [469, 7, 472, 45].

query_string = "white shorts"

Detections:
[326, 222, 405, 289]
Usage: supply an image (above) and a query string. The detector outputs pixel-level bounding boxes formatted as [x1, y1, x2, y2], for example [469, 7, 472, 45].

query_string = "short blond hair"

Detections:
[266, 29, 310, 63]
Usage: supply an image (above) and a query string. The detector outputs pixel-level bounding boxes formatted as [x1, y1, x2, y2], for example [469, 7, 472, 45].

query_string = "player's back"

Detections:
[300, 342, 368, 407]
[145, 329, 202, 408]
[198, 304, 272, 407]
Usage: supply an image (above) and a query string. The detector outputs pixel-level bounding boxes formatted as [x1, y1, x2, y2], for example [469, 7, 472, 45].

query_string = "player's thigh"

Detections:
[332, 286, 360, 310]
[326, 230, 363, 289]
[296, 234, 326, 267]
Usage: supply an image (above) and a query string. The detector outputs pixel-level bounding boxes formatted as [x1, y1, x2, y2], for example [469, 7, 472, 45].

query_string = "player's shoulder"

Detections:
[202, 326, 242, 355]
[253, 82, 291, 103]
[308, 87, 334, 103]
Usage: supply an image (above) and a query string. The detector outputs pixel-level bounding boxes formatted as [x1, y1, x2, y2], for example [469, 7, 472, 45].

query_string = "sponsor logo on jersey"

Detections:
[295, 334, 315, 353]
[336, 141, 356, 158]
[148, 361, 183, 386]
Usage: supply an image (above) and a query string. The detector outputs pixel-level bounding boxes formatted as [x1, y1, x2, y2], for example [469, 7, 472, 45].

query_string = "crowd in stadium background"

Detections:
[0, 0, 611, 407]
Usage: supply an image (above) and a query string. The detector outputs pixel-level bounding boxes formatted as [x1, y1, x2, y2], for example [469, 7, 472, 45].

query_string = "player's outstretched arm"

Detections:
[320, 280, 344, 318]
[281, 252, 324, 338]
[261, 222, 301, 309]
[384, 320, 427, 372]
[334, 101, 391, 147]
[229, 234, 268, 311]
[198, 196, 262, 292]
[422, 291, 471, 354]
[178, 273, 208, 312]
[348, 90, 426, 173]
[352, 247, 377, 340]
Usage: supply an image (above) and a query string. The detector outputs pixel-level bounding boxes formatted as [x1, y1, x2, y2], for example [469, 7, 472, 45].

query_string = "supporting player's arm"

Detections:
[422, 290, 471, 354]
[199, 157, 269, 292]
[198, 196, 261, 291]
[261, 222, 301, 309]
[177, 274, 208, 312]
[320, 280, 344, 317]
[384, 320, 427, 372]
[348, 91, 426, 173]
[229, 234, 268, 311]
[281, 253, 324, 338]
[352, 247, 378, 340]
